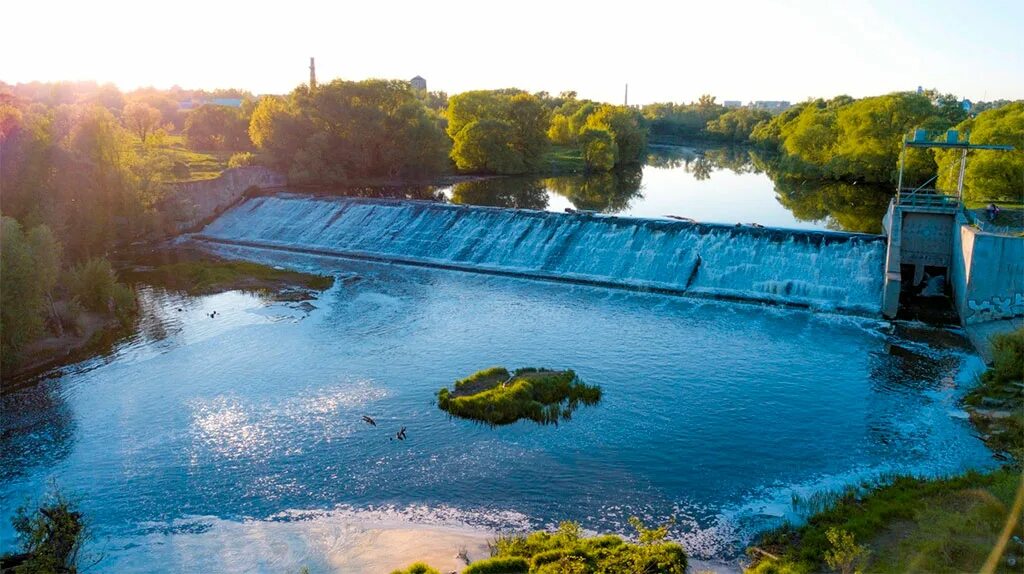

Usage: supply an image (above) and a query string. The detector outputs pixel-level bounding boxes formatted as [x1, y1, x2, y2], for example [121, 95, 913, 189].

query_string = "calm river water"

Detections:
[0, 243, 994, 571]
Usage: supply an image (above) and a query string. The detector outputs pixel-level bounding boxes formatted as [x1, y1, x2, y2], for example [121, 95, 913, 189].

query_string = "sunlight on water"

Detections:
[0, 246, 996, 571]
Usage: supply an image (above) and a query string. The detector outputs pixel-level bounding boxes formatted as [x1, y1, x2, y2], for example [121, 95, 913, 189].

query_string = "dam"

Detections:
[196, 193, 888, 315]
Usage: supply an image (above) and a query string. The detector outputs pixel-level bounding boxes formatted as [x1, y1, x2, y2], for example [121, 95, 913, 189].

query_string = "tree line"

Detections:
[643, 91, 1022, 202]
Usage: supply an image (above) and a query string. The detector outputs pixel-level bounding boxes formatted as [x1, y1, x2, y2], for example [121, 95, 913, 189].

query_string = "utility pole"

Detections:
[309, 57, 317, 90]
[624, 83, 629, 106]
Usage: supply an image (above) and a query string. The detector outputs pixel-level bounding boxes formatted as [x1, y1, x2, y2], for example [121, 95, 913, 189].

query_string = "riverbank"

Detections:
[745, 328, 1023, 574]
[3, 308, 133, 391]
[2, 248, 336, 392]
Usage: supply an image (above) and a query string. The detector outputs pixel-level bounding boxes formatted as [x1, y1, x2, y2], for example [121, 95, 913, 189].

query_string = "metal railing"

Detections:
[896, 188, 960, 209]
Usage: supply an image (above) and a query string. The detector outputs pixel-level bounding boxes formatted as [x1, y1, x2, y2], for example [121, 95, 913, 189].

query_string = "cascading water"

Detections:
[197, 194, 887, 314]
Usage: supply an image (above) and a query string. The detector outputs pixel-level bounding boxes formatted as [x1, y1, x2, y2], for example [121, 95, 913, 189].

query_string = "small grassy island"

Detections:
[437, 367, 601, 426]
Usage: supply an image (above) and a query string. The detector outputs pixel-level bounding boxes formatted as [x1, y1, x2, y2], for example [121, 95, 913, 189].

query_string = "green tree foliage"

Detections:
[642, 98, 726, 142]
[389, 562, 440, 574]
[1, 102, 167, 259]
[935, 102, 1024, 201]
[1, 218, 61, 370]
[466, 519, 687, 573]
[447, 90, 549, 174]
[451, 119, 524, 173]
[68, 258, 135, 317]
[227, 151, 258, 168]
[122, 101, 162, 143]
[183, 104, 250, 151]
[249, 80, 450, 183]
[752, 93, 945, 183]
[578, 127, 617, 171]
[584, 105, 647, 165]
[3, 489, 86, 574]
[705, 108, 772, 142]
[546, 113, 573, 145]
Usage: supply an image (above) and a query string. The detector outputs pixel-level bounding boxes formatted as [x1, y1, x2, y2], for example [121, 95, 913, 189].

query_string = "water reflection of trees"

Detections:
[443, 144, 892, 232]
[646, 145, 760, 179]
[544, 166, 644, 213]
[1, 381, 77, 481]
[449, 177, 550, 210]
[749, 149, 890, 234]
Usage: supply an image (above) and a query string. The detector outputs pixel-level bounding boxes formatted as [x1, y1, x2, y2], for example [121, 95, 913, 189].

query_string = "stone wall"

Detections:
[952, 213, 1024, 325]
[159, 167, 286, 235]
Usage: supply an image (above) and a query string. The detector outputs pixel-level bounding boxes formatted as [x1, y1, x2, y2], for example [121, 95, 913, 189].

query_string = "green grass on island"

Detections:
[437, 367, 601, 426]
[390, 520, 687, 574]
[130, 257, 334, 296]
[540, 145, 588, 175]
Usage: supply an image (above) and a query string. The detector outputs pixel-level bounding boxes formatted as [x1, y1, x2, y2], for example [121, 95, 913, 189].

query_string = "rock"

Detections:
[340, 274, 363, 286]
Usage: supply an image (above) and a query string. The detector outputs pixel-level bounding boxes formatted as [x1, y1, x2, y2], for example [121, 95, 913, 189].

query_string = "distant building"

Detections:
[410, 75, 427, 91]
[723, 100, 742, 108]
[751, 100, 791, 112]
[917, 85, 924, 95]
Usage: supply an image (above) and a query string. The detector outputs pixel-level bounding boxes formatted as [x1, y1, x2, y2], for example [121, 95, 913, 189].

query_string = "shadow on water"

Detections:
[1, 380, 77, 482]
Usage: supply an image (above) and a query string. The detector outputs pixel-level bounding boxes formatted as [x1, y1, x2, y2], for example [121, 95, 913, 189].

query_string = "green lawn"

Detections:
[137, 134, 234, 182]
[540, 145, 587, 174]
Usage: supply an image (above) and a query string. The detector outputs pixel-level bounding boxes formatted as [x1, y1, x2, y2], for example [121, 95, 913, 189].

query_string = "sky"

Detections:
[3, 0, 1022, 105]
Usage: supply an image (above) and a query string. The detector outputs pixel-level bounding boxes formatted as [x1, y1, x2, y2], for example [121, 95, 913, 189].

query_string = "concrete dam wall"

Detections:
[952, 214, 1024, 325]
[196, 194, 888, 314]
[160, 167, 286, 235]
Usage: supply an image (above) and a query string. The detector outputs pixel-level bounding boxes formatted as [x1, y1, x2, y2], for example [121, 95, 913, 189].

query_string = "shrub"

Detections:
[390, 562, 440, 574]
[68, 258, 135, 317]
[227, 151, 258, 168]
[481, 520, 686, 574]
[462, 556, 530, 574]
[823, 527, 869, 574]
[2, 489, 86, 573]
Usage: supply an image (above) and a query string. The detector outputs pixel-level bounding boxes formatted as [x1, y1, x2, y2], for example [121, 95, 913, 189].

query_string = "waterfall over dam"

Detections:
[197, 194, 887, 314]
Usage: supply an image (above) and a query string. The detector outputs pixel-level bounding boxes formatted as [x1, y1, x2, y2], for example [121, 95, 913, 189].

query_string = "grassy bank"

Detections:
[747, 328, 1024, 574]
[437, 367, 601, 426]
[540, 145, 587, 174]
[129, 257, 334, 296]
[155, 135, 232, 182]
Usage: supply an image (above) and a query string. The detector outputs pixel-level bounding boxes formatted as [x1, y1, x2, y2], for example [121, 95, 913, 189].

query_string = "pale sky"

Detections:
[3, 0, 1022, 105]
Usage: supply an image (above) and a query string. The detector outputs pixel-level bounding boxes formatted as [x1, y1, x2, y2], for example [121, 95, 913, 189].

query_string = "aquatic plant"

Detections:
[437, 367, 601, 426]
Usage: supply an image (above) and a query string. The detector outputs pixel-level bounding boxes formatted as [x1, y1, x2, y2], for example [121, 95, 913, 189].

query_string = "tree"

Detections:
[183, 104, 250, 151]
[935, 101, 1024, 201]
[1, 218, 61, 370]
[250, 80, 449, 183]
[705, 107, 772, 142]
[578, 127, 617, 171]
[450, 119, 524, 173]
[122, 101, 162, 143]
[445, 90, 548, 174]
[585, 105, 648, 165]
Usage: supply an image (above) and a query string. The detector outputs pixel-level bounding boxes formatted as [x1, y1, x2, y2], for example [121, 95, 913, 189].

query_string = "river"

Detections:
[0, 237, 994, 571]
